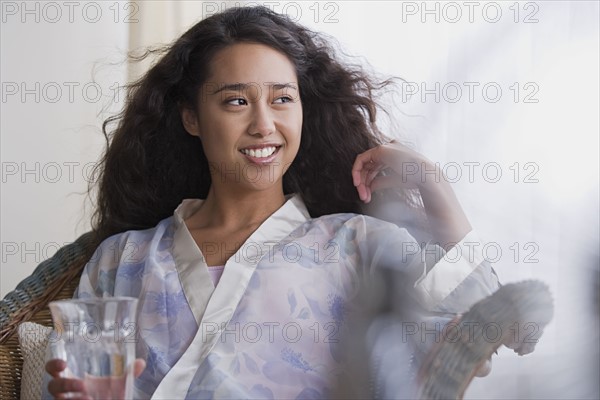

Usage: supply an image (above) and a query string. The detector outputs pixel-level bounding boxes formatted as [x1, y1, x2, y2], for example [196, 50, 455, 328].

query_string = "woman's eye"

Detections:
[226, 98, 248, 106]
[273, 96, 293, 104]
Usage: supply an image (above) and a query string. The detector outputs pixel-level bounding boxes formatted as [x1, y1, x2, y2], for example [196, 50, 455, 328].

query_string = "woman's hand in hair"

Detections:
[351, 140, 472, 249]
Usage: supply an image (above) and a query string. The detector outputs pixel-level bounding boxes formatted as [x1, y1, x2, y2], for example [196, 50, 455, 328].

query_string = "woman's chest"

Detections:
[188, 228, 257, 267]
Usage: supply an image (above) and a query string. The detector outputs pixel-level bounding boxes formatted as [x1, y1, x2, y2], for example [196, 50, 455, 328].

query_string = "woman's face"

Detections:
[181, 42, 303, 193]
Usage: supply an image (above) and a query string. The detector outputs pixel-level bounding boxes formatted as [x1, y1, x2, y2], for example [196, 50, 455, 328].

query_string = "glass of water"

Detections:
[48, 297, 138, 399]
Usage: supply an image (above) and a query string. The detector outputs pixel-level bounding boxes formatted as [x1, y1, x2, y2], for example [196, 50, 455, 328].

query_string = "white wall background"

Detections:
[1, 1, 128, 294]
[1, 1, 598, 398]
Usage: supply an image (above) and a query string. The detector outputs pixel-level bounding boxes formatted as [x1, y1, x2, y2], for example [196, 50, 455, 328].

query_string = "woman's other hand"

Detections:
[352, 140, 433, 200]
[352, 141, 472, 248]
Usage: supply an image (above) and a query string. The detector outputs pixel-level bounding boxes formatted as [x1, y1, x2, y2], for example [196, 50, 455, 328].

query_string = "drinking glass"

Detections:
[48, 297, 138, 399]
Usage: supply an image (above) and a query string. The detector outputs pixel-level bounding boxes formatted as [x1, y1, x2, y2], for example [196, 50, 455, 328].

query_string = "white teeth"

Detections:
[241, 146, 277, 158]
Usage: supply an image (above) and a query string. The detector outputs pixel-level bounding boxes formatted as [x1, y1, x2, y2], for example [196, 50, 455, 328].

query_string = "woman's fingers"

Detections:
[352, 146, 382, 186]
[352, 147, 390, 202]
[55, 394, 93, 400]
[353, 141, 428, 202]
[45, 359, 67, 378]
[47, 377, 86, 396]
[134, 358, 146, 378]
[46, 358, 145, 399]
[351, 155, 367, 187]
[360, 163, 384, 203]
[46, 359, 91, 399]
[365, 165, 383, 187]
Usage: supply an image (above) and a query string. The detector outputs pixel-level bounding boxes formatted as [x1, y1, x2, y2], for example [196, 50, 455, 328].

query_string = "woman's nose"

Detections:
[247, 104, 275, 137]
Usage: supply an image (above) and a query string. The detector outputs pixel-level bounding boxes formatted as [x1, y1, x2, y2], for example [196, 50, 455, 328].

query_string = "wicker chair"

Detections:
[0, 232, 96, 400]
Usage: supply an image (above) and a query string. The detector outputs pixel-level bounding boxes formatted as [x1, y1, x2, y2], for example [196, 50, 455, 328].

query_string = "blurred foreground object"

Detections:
[338, 277, 554, 399]
[417, 281, 554, 399]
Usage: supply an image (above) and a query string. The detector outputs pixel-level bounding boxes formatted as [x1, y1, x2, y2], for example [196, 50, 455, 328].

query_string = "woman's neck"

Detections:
[186, 185, 287, 231]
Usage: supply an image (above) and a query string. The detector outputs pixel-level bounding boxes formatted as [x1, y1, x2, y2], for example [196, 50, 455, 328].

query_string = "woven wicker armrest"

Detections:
[0, 232, 96, 400]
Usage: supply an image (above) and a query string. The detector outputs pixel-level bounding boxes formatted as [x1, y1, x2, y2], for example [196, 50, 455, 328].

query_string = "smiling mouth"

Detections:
[239, 146, 280, 158]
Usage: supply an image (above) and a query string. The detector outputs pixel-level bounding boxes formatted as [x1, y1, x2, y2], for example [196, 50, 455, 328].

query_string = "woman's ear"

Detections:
[180, 107, 201, 137]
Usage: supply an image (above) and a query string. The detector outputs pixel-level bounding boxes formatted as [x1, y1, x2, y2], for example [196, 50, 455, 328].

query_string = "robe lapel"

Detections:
[172, 199, 215, 325]
[152, 194, 310, 399]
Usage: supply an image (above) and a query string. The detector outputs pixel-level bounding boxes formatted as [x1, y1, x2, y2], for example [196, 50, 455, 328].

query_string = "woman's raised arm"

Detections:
[352, 140, 472, 250]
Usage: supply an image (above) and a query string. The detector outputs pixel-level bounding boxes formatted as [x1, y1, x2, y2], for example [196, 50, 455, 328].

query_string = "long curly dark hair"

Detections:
[88, 5, 403, 249]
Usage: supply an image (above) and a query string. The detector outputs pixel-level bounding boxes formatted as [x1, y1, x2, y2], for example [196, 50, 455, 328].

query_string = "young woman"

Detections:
[43, 5, 548, 399]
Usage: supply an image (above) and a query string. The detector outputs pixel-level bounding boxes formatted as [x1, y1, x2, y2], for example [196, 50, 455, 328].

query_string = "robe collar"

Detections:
[171, 193, 310, 324]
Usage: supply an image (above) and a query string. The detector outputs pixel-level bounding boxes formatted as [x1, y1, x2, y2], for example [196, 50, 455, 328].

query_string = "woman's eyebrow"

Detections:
[271, 83, 298, 91]
[209, 82, 297, 94]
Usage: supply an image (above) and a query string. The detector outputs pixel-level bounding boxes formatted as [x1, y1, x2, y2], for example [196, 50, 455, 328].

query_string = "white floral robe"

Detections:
[43, 193, 499, 399]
